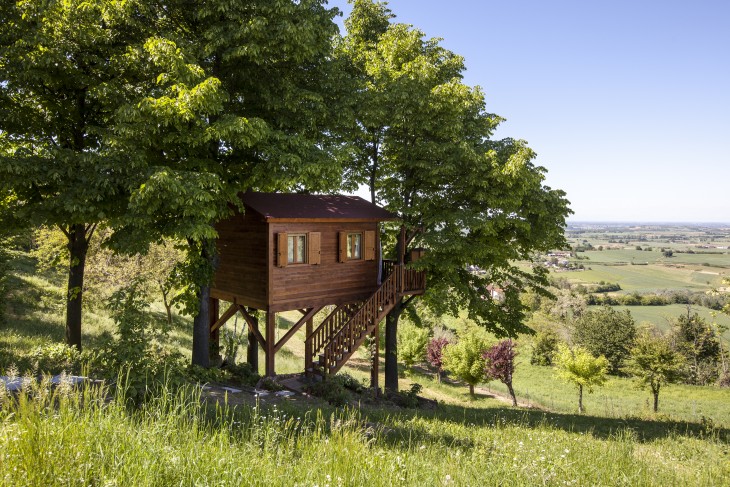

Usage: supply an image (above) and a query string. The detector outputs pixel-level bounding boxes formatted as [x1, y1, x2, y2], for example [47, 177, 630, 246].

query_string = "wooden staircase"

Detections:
[305, 262, 426, 378]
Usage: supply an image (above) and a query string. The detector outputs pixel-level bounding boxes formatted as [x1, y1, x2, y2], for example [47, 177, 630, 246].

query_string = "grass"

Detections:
[0, 378, 728, 486]
[3, 247, 730, 485]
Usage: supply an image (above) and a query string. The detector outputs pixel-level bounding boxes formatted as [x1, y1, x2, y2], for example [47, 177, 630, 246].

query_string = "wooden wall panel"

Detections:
[270, 222, 379, 311]
[212, 211, 269, 307]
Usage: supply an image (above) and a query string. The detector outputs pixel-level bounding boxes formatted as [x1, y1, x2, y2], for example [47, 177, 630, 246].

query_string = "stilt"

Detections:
[245, 310, 260, 375]
[208, 297, 221, 366]
[265, 311, 276, 377]
[371, 322, 379, 393]
[305, 316, 314, 376]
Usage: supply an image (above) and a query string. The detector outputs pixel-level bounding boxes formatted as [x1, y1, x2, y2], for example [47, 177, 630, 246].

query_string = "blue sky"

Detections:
[330, 0, 730, 222]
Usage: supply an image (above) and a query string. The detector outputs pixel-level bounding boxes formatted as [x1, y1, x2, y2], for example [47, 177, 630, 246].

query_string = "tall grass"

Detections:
[1, 377, 728, 486]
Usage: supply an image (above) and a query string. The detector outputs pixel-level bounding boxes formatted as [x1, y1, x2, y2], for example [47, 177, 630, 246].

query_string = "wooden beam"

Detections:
[209, 297, 221, 366]
[274, 306, 322, 353]
[265, 312, 276, 377]
[210, 303, 238, 333]
[238, 305, 266, 350]
[371, 322, 379, 393]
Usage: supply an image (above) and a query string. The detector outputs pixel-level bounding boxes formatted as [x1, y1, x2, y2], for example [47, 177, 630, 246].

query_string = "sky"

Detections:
[329, 0, 730, 223]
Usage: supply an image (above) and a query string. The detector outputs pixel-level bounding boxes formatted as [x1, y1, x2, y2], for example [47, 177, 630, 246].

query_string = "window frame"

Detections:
[347, 232, 362, 260]
[287, 233, 307, 264]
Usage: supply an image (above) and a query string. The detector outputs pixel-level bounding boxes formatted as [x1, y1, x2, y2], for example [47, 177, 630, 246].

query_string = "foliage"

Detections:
[88, 280, 186, 404]
[105, 0, 346, 366]
[398, 323, 430, 371]
[426, 337, 450, 382]
[442, 330, 488, 397]
[530, 327, 560, 366]
[0, 0, 157, 349]
[573, 306, 637, 374]
[387, 383, 424, 409]
[671, 311, 721, 385]
[339, 0, 570, 337]
[307, 373, 364, 407]
[624, 328, 685, 412]
[554, 344, 609, 413]
[483, 339, 518, 406]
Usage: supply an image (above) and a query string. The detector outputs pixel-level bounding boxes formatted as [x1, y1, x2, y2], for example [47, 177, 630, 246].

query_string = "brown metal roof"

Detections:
[240, 192, 398, 222]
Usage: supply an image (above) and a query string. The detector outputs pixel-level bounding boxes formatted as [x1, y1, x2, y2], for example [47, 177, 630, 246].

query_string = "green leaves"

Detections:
[338, 1, 571, 337]
[554, 343, 609, 393]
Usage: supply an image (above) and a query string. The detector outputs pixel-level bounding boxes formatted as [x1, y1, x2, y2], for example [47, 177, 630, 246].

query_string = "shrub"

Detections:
[306, 373, 363, 407]
[398, 323, 429, 372]
[530, 328, 560, 366]
[426, 336, 450, 381]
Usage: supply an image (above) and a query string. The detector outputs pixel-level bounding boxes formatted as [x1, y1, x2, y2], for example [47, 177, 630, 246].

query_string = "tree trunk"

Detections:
[653, 384, 660, 413]
[578, 384, 584, 413]
[160, 284, 173, 326]
[384, 300, 403, 392]
[65, 224, 90, 351]
[436, 369, 441, 383]
[192, 285, 211, 368]
[469, 383, 475, 398]
[506, 381, 518, 407]
[191, 239, 217, 367]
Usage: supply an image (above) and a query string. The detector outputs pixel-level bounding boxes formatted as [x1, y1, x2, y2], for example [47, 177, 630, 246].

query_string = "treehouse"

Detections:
[208, 192, 426, 387]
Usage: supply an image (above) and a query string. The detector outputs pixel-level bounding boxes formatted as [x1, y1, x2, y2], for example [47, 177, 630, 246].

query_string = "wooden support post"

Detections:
[305, 316, 314, 377]
[242, 309, 260, 375]
[265, 312, 276, 377]
[371, 322, 379, 394]
[208, 297, 220, 366]
[398, 225, 406, 265]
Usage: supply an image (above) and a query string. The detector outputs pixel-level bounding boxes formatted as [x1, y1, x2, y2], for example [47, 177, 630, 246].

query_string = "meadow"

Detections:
[2, 230, 730, 486]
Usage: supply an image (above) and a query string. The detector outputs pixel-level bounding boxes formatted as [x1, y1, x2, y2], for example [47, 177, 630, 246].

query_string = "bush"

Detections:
[398, 323, 429, 372]
[306, 373, 364, 407]
[388, 383, 422, 408]
[89, 280, 186, 404]
[530, 329, 560, 366]
[26, 343, 83, 375]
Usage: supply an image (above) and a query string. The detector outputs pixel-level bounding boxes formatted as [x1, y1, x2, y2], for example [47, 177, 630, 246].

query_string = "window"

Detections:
[347, 233, 362, 260]
[288, 234, 306, 264]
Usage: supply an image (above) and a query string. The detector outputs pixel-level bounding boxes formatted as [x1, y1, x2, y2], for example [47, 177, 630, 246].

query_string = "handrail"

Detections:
[307, 262, 427, 376]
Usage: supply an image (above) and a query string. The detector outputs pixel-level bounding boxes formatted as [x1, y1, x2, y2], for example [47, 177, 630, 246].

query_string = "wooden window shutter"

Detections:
[338, 231, 347, 263]
[364, 231, 376, 261]
[277, 232, 288, 267]
[308, 232, 321, 265]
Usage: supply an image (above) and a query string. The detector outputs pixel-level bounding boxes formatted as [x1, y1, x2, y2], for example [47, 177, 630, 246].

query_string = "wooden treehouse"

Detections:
[208, 192, 426, 388]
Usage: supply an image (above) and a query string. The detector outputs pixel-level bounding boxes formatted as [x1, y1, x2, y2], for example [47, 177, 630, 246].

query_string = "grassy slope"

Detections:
[2, 251, 730, 485]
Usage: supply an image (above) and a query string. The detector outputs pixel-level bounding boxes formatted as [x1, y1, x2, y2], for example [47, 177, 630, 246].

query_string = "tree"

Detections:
[671, 310, 721, 385]
[109, 0, 346, 366]
[624, 328, 685, 412]
[530, 327, 560, 366]
[483, 339, 518, 406]
[663, 250, 674, 258]
[426, 336, 450, 382]
[573, 306, 636, 374]
[339, 0, 571, 391]
[0, 0, 153, 350]
[554, 344, 609, 413]
[442, 330, 487, 398]
[398, 323, 429, 371]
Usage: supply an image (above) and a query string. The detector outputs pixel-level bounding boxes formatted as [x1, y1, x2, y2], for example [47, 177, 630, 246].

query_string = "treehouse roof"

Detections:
[240, 192, 398, 222]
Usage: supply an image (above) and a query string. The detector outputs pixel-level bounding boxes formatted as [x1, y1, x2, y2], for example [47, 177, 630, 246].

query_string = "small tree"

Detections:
[671, 310, 721, 385]
[398, 323, 430, 372]
[442, 331, 487, 398]
[554, 343, 609, 413]
[426, 337, 450, 382]
[483, 339, 518, 406]
[530, 328, 560, 366]
[624, 329, 685, 412]
[573, 306, 636, 374]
